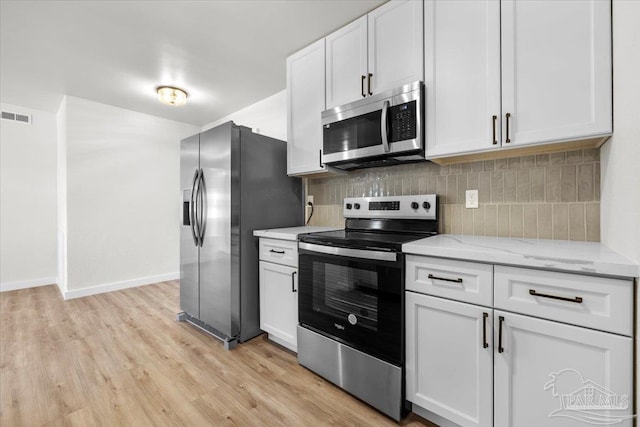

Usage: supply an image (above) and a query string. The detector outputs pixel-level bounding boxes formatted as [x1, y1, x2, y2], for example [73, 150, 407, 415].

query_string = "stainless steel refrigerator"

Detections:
[178, 122, 302, 349]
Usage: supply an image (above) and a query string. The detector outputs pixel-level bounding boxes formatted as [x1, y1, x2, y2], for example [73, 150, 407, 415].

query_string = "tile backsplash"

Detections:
[305, 149, 600, 241]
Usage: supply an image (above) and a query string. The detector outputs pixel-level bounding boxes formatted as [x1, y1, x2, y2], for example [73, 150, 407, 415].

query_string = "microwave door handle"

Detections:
[381, 100, 390, 152]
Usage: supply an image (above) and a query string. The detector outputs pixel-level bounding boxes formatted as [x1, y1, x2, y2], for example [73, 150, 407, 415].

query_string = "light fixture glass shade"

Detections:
[157, 86, 188, 106]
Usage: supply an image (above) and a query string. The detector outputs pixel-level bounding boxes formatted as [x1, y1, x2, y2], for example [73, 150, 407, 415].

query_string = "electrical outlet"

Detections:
[307, 195, 314, 205]
[465, 190, 479, 209]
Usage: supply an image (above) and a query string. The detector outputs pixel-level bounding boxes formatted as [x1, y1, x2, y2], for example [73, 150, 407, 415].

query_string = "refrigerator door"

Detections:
[180, 133, 200, 318]
[198, 123, 235, 337]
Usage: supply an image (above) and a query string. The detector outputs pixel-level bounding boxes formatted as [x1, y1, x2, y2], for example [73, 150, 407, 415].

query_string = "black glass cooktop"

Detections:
[298, 229, 437, 252]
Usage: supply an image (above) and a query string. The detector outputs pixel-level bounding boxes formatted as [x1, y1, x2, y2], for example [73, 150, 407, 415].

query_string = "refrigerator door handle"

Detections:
[198, 168, 207, 247]
[189, 168, 200, 246]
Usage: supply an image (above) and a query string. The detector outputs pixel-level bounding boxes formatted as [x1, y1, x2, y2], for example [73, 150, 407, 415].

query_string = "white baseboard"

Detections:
[62, 272, 179, 300]
[0, 277, 57, 292]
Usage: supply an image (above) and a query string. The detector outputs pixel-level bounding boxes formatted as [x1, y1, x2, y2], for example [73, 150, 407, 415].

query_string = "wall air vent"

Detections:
[1, 110, 32, 124]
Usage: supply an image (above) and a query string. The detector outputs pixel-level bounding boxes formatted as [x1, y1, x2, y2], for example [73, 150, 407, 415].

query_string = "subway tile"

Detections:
[569, 203, 586, 241]
[457, 174, 467, 203]
[467, 173, 479, 192]
[530, 168, 545, 202]
[449, 163, 462, 174]
[516, 169, 531, 202]
[491, 171, 504, 203]
[560, 165, 577, 202]
[510, 205, 524, 238]
[536, 154, 550, 166]
[497, 205, 511, 237]
[402, 177, 412, 195]
[478, 172, 491, 203]
[577, 164, 594, 202]
[446, 175, 458, 204]
[521, 156, 535, 168]
[552, 204, 569, 240]
[567, 150, 583, 164]
[508, 157, 521, 169]
[463, 207, 474, 235]
[427, 176, 437, 194]
[485, 205, 498, 237]
[503, 170, 517, 202]
[411, 176, 420, 195]
[546, 166, 561, 202]
[451, 205, 463, 234]
[472, 161, 484, 172]
[523, 205, 538, 239]
[484, 160, 495, 171]
[437, 175, 448, 200]
[550, 152, 566, 165]
[583, 148, 600, 162]
[442, 204, 451, 234]
[495, 158, 509, 170]
[439, 165, 450, 175]
[419, 177, 428, 194]
[594, 163, 601, 200]
[586, 203, 600, 241]
[538, 204, 553, 239]
[473, 205, 486, 236]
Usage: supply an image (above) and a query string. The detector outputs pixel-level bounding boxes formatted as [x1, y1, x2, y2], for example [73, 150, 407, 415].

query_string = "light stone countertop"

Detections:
[402, 234, 639, 278]
[253, 226, 343, 241]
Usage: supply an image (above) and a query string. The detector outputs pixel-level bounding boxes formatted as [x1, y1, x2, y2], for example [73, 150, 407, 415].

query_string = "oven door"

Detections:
[298, 242, 404, 366]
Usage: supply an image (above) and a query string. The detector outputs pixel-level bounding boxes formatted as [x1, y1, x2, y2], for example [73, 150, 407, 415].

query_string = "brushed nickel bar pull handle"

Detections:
[498, 315, 505, 353]
[361, 75, 366, 98]
[505, 112, 511, 143]
[269, 249, 285, 254]
[367, 73, 373, 96]
[291, 271, 297, 293]
[482, 312, 489, 349]
[492, 115, 498, 145]
[428, 273, 463, 283]
[529, 289, 583, 303]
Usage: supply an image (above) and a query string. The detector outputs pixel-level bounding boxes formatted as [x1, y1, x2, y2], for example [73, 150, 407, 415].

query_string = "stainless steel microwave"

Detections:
[321, 81, 424, 171]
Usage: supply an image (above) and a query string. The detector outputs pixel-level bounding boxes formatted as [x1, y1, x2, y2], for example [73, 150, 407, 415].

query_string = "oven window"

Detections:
[299, 251, 403, 365]
[323, 110, 383, 155]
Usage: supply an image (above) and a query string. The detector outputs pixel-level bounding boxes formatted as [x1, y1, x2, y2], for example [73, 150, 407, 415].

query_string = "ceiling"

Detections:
[0, 0, 385, 126]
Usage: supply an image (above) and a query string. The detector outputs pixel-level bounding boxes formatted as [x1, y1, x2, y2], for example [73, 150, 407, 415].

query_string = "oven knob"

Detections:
[346, 203, 352, 209]
[348, 314, 358, 325]
[411, 202, 419, 209]
[422, 201, 431, 210]
[354, 203, 361, 209]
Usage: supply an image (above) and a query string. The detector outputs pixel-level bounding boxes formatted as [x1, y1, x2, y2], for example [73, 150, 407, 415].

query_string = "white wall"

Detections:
[0, 103, 58, 291]
[600, 0, 640, 417]
[56, 97, 68, 293]
[201, 90, 287, 140]
[61, 96, 198, 297]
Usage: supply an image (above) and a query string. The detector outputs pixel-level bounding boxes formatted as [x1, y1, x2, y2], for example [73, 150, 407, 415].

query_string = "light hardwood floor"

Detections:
[0, 282, 436, 426]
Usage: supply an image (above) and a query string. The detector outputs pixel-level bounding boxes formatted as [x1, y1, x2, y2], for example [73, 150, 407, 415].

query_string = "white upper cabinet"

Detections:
[424, 0, 501, 157]
[426, 0, 612, 160]
[326, 16, 368, 109]
[501, 0, 612, 147]
[326, 0, 423, 110]
[286, 39, 327, 176]
[368, 0, 424, 96]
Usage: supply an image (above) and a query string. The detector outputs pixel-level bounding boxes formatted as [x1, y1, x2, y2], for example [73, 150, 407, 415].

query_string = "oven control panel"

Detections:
[343, 194, 437, 220]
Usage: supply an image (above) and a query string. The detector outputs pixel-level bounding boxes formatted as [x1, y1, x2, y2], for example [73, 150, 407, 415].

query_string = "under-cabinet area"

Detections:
[403, 236, 636, 427]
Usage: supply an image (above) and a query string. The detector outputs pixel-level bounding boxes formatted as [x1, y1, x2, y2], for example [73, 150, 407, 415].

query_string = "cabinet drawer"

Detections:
[259, 238, 298, 267]
[494, 266, 633, 336]
[406, 255, 493, 306]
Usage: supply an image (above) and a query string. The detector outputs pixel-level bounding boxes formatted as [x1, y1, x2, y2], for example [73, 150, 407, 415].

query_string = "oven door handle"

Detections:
[299, 242, 397, 262]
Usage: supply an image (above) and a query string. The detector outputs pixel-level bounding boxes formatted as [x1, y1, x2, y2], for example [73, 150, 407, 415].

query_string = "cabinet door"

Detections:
[501, 0, 612, 147]
[259, 261, 298, 351]
[368, 0, 423, 95]
[406, 292, 493, 427]
[286, 39, 327, 176]
[325, 16, 368, 109]
[424, 0, 501, 158]
[494, 310, 633, 427]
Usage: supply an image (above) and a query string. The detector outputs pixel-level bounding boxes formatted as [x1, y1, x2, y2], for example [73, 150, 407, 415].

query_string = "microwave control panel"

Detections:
[389, 101, 417, 142]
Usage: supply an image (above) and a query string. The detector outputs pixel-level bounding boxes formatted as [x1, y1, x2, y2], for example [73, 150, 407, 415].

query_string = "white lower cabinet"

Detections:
[406, 291, 493, 427]
[259, 260, 298, 352]
[494, 310, 633, 427]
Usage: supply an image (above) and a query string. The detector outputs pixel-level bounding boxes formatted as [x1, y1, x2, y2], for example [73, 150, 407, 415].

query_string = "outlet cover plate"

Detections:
[307, 195, 314, 205]
[465, 190, 479, 209]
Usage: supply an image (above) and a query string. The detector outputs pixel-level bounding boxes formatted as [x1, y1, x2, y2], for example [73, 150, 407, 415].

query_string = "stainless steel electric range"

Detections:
[296, 194, 438, 421]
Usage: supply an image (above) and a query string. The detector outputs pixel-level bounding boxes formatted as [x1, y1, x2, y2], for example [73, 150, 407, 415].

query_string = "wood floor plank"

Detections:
[0, 283, 436, 426]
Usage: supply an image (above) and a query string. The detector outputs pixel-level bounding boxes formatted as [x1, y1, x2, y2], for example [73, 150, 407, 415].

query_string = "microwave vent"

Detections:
[1, 110, 31, 124]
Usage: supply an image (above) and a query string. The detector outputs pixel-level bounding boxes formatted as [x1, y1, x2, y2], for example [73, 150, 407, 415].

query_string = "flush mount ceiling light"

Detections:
[156, 86, 188, 106]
